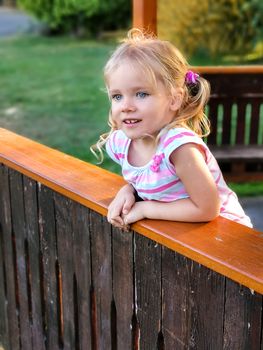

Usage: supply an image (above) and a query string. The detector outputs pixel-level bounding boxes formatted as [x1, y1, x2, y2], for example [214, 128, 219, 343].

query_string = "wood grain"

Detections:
[0, 128, 263, 295]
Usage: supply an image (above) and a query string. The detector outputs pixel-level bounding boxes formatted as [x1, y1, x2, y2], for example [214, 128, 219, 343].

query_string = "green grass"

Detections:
[0, 35, 119, 172]
[0, 35, 262, 195]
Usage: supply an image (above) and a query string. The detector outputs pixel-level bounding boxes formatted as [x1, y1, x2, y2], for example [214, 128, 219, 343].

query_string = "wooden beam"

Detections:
[132, 0, 157, 35]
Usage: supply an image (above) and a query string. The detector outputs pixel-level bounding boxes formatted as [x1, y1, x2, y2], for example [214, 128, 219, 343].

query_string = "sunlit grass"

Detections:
[0, 35, 262, 195]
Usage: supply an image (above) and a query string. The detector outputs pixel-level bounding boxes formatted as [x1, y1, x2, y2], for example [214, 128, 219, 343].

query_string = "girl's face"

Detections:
[107, 61, 182, 142]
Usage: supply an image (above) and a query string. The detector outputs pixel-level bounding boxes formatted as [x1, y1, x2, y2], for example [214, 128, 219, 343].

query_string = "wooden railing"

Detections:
[0, 128, 263, 349]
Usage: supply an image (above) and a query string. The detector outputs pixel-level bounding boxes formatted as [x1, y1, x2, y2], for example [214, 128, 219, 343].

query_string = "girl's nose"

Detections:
[121, 98, 136, 112]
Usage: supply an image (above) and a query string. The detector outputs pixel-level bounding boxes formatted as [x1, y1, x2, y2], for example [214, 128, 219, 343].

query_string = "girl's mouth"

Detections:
[123, 119, 141, 124]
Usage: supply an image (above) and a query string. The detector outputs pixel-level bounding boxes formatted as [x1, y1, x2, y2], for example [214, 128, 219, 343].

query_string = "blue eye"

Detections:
[136, 91, 149, 99]
[112, 94, 122, 101]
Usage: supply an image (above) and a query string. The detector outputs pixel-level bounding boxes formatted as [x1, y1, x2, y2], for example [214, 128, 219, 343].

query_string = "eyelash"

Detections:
[111, 91, 150, 101]
[111, 94, 122, 101]
[136, 91, 149, 98]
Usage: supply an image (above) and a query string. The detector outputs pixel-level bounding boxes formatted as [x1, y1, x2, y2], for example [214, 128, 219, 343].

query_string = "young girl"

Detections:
[92, 29, 252, 229]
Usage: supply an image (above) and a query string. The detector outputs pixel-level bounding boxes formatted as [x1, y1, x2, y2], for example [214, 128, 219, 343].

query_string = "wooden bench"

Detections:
[198, 66, 263, 182]
[133, 1, 263, 183]
[0, 128, 262, 349]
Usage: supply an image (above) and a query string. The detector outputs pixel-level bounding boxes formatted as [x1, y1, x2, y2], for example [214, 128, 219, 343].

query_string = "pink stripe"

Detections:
[215, 173, 222, 185]
[114, 152, 125, 160]
[137, 179, 180, 194]
[163, 132, 195, 148]
[138, 169, 173, 183]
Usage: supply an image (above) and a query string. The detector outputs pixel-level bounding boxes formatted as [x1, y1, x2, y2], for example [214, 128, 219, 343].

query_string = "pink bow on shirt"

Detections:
[150, 153, 165, 172]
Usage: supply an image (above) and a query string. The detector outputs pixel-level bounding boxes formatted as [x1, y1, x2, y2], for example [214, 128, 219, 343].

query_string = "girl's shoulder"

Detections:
[106, 130, 130, 164]
[160, 127, 207, 155]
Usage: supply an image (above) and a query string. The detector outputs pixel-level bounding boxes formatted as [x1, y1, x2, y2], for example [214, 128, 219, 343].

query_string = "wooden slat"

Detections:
[221, 100, 232, 145]
[188, 263, 225, 349]
[23, 176, 45, 350]
[0, 212, 10, 350]
[236, 100, 247, 144]
[112, 227, 134, 349]
[223, 280, 263, 349]
[0, 165, 20, 350]
[249, 100, 261, 144]
[38, 184, 60, 350]
[0, 129, 262, 295]
[90, 211, 112, 349]
[209, 145, 263, 161]
[162, 250, 191, 349]
[207, 100, 220, 145]
[134, 234, 162, 349]
[9, 169, 33, 350]
[54, 194, 75, 350]
[72, 202, 92, 350]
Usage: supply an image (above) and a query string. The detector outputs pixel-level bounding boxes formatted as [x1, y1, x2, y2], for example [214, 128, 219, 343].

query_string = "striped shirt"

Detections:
[106, 128, 252, 227]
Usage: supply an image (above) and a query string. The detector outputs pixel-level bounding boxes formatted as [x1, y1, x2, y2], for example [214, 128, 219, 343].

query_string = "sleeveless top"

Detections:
[106, 127, 252, 227]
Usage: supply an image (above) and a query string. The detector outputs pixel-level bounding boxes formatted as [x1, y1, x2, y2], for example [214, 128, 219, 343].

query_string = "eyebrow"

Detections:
[109, 86, 153, 94]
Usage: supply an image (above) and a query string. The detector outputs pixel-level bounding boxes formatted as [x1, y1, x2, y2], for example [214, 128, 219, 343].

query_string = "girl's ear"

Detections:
[170, 87, 184, 111]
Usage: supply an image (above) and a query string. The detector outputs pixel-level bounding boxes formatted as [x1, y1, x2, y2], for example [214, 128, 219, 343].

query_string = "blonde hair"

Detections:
[91, 28, 210, 162]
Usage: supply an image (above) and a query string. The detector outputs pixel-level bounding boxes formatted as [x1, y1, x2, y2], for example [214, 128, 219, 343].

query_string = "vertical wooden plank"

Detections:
[134, 234, 161, 349]
[9, 169, 33, 350]
[38, 184, 60, 350]
[72, 202, 92, 350]
[221, 100, 232, 145]
[188, 262, 225, 349]
[133, 0, 157, 34]
[163, 250, 226, 349]
[112, 227, 134, 349]
[23, 176, 45, 350]
[0, 164, 19, 350]
[235, 99, 247, 144]
[162, 249, 191, 349]
[54, 193, 75, 350]
[207, 99, 220, 145]
[0, 211, 10, 350]
[223, 280, 263, 350]
[90, 211, 112, 350]
[249, 99, 261, 144]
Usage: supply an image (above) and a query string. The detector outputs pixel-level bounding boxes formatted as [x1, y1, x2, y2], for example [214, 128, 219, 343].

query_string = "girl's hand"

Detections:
[107, 184, 135, 229]
[123, 201, 146, 225]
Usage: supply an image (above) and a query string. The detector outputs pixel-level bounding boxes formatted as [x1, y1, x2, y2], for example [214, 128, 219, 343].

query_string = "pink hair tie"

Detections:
[185, 70, 199, 84]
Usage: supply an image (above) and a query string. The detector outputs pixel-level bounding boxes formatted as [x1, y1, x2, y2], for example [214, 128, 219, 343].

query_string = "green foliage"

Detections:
[17, 0, 131, 36]
[159, 0, 263, 58]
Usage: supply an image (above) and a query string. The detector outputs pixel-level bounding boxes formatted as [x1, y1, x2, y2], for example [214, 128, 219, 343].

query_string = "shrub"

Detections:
[17, 0, 131, 36]
[158, 0, 263, 58]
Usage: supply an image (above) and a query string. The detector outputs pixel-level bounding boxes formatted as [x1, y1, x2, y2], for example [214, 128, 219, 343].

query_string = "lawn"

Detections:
[0, 35, 262, 196]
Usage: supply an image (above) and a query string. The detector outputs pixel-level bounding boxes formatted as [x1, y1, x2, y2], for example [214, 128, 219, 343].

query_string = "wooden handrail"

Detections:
[0, 128, 262, 294]
[195, 65, 263, 74]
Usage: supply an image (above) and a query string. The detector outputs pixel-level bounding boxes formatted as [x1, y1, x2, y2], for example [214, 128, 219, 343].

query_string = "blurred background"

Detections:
[0, 0, 262, 200]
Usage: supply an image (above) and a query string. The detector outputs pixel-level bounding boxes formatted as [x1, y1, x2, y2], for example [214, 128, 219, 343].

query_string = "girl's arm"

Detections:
[123, 143, 220, 224]
[107, 183, 136, 228]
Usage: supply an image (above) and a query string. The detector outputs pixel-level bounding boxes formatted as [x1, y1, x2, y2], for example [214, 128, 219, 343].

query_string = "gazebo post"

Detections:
[132, 0, 157, 35]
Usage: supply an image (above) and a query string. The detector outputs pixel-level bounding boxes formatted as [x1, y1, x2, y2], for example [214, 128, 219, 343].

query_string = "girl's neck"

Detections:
[128, 137, 157, 167]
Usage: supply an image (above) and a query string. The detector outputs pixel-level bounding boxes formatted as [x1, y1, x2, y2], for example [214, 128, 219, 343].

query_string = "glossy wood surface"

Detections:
[0, 128, 262, 294]
[133, 0, 157, 34]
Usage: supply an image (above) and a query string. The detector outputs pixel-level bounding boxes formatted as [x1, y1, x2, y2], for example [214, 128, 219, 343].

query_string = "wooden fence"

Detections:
[0, 128, 263, 350]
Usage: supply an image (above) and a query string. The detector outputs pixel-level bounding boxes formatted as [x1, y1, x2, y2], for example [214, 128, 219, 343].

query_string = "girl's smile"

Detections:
[108, 61, 180, 143]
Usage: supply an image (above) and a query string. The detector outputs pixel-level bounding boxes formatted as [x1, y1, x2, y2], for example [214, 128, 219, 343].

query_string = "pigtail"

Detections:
[170, 74, 211, 137]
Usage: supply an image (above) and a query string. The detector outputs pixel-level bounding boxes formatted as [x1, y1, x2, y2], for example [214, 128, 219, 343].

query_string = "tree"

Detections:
[158, 0, 263, 58]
